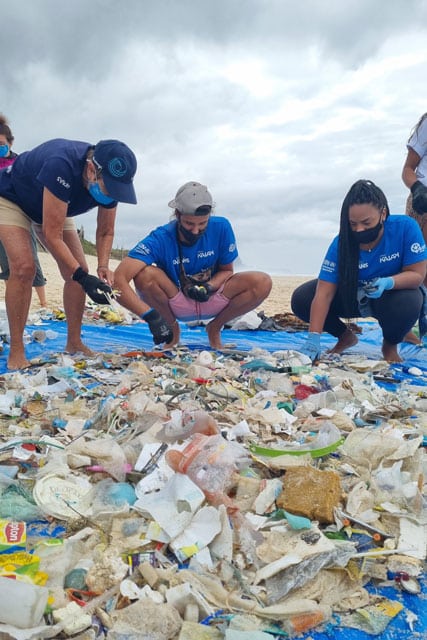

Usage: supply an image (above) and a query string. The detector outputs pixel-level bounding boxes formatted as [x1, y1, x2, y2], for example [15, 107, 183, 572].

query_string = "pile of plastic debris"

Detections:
[0, 341, 424, 639]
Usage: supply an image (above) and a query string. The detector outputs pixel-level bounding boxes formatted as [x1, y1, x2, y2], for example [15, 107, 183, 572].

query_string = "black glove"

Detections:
[143, 308, 173, 345]
[411, 181, 427, 214]
[72, 267, 112, 304]
[186, 283, 213, 302]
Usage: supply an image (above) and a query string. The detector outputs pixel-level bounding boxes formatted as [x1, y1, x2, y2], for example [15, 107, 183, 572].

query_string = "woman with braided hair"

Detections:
[291, 179, 427, 363]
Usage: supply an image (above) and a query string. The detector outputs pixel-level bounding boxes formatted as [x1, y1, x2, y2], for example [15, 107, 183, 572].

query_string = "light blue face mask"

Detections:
[88, 181, 115, 206]
[0, 145, 9, 158]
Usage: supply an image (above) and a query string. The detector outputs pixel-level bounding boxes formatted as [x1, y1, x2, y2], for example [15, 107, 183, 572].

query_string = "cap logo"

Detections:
[108, 157, 128, 178]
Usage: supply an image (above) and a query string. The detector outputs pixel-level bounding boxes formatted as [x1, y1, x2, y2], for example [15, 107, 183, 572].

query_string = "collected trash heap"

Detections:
[0, 318, 426, 639]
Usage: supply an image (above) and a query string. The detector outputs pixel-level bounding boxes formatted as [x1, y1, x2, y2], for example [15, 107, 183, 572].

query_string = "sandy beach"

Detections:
[1, 251, 313, 319]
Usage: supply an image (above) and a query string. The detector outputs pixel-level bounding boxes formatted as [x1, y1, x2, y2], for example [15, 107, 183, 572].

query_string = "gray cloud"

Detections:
[1, 0, 427, 274]
[4, 0, 426, 73]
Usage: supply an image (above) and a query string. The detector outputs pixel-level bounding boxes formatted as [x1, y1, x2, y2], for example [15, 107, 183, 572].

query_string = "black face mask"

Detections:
[352, 220, 383, 245]
[178, 223, 206, 246]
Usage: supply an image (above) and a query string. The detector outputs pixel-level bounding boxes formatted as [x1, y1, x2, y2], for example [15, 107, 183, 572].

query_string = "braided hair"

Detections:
[337, 179, 390, 316]
[0, 114, 14, 145]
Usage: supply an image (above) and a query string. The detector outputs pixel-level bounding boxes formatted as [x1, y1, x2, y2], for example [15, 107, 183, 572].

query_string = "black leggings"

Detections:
[291, 279, 423, 345]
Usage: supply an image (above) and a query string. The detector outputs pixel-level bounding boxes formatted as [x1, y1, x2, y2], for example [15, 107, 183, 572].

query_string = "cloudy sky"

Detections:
[2, 0, 427, 274]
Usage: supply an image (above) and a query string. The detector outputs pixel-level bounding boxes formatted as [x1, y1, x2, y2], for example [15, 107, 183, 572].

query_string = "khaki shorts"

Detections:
[0, 196, 76, 231]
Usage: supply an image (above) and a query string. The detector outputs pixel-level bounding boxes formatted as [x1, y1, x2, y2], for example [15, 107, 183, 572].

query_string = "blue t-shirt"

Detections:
[319, 215, 427, 286]
[0, 138, 116, 223]
[128, 216, 238, 288]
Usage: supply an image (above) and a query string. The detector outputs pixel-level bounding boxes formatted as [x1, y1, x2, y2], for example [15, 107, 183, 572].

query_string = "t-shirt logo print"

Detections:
[108, 157, 128, 178]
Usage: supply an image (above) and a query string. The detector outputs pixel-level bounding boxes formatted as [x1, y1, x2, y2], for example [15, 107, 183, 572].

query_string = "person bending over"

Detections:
[114, 181, 272, 349]
[0, 137, 137, 369]
[291, 179, 427, 364]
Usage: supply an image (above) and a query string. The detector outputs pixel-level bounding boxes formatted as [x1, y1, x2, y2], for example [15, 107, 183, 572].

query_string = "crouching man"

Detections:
[114, 181, 272, 349]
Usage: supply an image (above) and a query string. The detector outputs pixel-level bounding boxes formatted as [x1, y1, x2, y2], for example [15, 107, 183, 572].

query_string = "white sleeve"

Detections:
[407, 117, 427, 157]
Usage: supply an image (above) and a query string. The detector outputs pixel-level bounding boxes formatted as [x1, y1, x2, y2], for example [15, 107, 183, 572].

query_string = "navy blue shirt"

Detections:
[0, 138, 116, 223]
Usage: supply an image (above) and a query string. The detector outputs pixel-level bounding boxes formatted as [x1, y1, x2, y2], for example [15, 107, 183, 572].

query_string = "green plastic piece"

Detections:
[249, 437, 345, 459]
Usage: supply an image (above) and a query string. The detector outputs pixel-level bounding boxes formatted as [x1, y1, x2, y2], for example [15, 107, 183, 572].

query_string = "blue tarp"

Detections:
[4, 319, 427, 378]
[302, 573, 427, 639]
[1, 318, 426, 638]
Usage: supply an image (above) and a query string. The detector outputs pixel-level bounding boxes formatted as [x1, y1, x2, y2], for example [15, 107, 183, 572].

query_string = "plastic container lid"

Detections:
[33, 474, 92, 520]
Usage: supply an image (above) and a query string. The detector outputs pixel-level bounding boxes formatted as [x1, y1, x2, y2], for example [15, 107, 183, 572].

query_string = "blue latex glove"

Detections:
[364, 277, 394, 299]
[300, 332, 321, 361]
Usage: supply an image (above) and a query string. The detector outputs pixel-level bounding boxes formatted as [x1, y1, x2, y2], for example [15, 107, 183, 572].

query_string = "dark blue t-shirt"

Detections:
[319, 215, 427, 286]
[128, 216, 238, 288]
[0, 138, 116, 223]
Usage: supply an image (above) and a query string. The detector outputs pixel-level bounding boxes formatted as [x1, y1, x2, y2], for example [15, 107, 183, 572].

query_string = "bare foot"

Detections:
[7, 356, 31, 370]
[382, 340, 402, 363]
[164, 322, 181, 349]
[403, 331, 421, 345]
[206, 321, 223, 349]
[65, 341, 95, 357]
[328, 327, 358, 355]
[348, 322, 362, 335]
[6, 345, 31, 370]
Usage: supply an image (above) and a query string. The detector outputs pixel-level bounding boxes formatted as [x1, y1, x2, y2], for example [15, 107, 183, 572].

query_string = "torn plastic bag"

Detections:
[165, 433, 250, 499]
[263, 540, 356, 603]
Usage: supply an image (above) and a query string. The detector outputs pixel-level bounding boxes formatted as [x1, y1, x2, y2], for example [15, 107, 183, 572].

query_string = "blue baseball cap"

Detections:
[93, 140, 137, 204]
